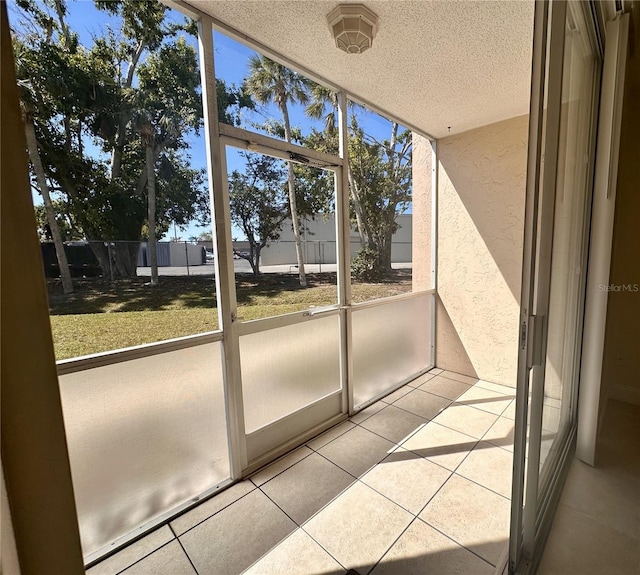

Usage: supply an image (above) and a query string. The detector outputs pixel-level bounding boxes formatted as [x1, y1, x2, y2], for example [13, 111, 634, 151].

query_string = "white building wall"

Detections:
[167, 242, 205, 266]
[261, 214, 412, 266]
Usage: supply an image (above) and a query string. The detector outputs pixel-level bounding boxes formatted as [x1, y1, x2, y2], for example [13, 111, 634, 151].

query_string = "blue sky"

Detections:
[11, 0, 406, 241]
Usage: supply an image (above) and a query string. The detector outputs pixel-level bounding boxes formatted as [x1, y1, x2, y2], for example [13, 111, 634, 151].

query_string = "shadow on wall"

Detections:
[435, 297, 478, 379]
[438, 116, 527, 302]
[435, 115, 528, 386]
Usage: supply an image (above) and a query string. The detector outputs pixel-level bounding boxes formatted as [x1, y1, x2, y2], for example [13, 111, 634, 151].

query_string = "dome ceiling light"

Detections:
[327, 4, 379, 54]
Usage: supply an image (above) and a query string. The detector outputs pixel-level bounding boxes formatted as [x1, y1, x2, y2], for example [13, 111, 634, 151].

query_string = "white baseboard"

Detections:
[608, 383, 640, 406]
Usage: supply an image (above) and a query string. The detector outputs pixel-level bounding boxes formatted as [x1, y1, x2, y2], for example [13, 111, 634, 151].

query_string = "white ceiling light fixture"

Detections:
[327, 4, 378, 54]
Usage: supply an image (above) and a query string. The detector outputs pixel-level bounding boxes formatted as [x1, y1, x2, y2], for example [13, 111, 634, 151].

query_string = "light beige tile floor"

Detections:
[86, 369, 514, 575]
[538, 399, 640, 575]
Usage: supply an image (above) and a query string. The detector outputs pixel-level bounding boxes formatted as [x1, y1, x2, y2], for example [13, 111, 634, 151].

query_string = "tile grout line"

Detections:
[168, 523, 201, 575]
[295, 372, 498, 572]
[414, 515, 500, 569]
[381, 383, 516, 429]
[171, 378, 506, 541]
[311, 448, 362, 482]
[312, 437, 451, 519]
[249, 445, 316, 487]
[257, 374, 505, 571]
[297, 526, 349, 573]
[411, 469, 455, 519]
[411, 384, 472, 402]
[363, 515, 419, 575]
[356, 408, 433, 443]
[395, 440, 476, 477]
[389, 397, 501, 456]
[260, 444, 436, 569]
[383, 394, 456, 421]
[110, 539, 176, 575]
[356, 466, 453, 523]
[451, 469, 512, 502]
[293, 474, 425, 575]
[173, 373, 509, 570]
[348, 404, 385, 425]
[344, 390, 501, 479]
[305, 421, 358, 452]
[438, 372, 517, 397]
[173, 487, 257, 538]
[478, 414, 517, 454]
[255, 480, 352, 573]
[453, 397, 515, 418]
[356, 399, 446, 430]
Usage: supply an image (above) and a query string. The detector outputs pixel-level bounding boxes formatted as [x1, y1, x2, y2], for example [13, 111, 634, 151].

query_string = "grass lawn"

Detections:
[49, 272, 412, 360]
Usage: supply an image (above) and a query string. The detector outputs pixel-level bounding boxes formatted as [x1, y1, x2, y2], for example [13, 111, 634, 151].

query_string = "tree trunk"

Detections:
[110, 41, 145, 181]
[85, 239, 139, 280]
[347, 168, 368, 248]
[146, 141, 158, 286]
[253, 245, 262, 277]
[86, 241, 112, 281]
[281, 103, 307, 287]
[381, 229, 394, 273]
[113, 241, 140, 278]
[24, 116, 74, 294]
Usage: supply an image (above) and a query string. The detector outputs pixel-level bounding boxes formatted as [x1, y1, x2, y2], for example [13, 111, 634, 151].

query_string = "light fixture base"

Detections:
[327, 4, 379, 54]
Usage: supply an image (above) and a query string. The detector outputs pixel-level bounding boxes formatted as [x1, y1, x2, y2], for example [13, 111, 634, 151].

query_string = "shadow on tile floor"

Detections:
[87, 371, 515, 575]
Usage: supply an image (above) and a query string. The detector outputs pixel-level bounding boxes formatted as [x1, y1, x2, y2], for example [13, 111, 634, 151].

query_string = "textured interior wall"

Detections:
[435, 115, 528, 387]
[602, 6, 640, 405]
[411, 133, 432, 292]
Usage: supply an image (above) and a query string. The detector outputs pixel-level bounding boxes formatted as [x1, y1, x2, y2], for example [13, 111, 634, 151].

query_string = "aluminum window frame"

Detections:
[67, 0, 439, 564]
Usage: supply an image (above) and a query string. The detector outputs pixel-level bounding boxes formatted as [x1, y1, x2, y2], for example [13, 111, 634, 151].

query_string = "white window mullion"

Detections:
[197, 16, 247, 477]
[337, 90, 354, 415]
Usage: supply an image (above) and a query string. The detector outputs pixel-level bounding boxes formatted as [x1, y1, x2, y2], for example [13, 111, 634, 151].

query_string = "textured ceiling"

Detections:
[184, 0, 534, 139]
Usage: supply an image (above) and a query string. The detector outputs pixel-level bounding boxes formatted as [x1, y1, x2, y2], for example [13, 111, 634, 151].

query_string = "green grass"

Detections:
[52, 309, 219, 359]
[49, 272, 412, 360]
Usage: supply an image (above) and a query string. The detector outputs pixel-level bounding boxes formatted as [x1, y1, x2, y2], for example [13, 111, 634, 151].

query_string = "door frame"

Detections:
[219, 132, 347, 469]
[509, 1, 604, 572]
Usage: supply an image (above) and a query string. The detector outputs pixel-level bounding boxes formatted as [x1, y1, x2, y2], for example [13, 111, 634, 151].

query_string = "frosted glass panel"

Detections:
[241, 315, 341, 433]
[59, 342, 229, 556]
[353, 295, 432, 407]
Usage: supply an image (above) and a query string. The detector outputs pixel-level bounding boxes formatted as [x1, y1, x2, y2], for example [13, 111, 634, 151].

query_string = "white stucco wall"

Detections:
[435, 115, 528, 387]
[411, 133, 433, 292]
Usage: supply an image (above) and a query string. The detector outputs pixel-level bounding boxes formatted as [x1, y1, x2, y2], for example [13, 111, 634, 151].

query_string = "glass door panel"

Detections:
[538, 3, 597, 485]
[222, 141, 344, 465]
[510, 2, 599, 572]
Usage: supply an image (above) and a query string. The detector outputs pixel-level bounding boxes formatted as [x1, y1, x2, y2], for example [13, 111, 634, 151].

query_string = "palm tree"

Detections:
[305, 84, 339, 136]
[305, 88, 369, 248]
[245, 55, 310, 287]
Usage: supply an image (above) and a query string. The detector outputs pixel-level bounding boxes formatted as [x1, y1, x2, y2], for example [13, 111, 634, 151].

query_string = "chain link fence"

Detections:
[41, 240, 211, 280]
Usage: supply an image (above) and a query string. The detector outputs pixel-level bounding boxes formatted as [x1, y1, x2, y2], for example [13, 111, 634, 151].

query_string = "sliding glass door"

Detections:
[510, 1, 600, 572]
